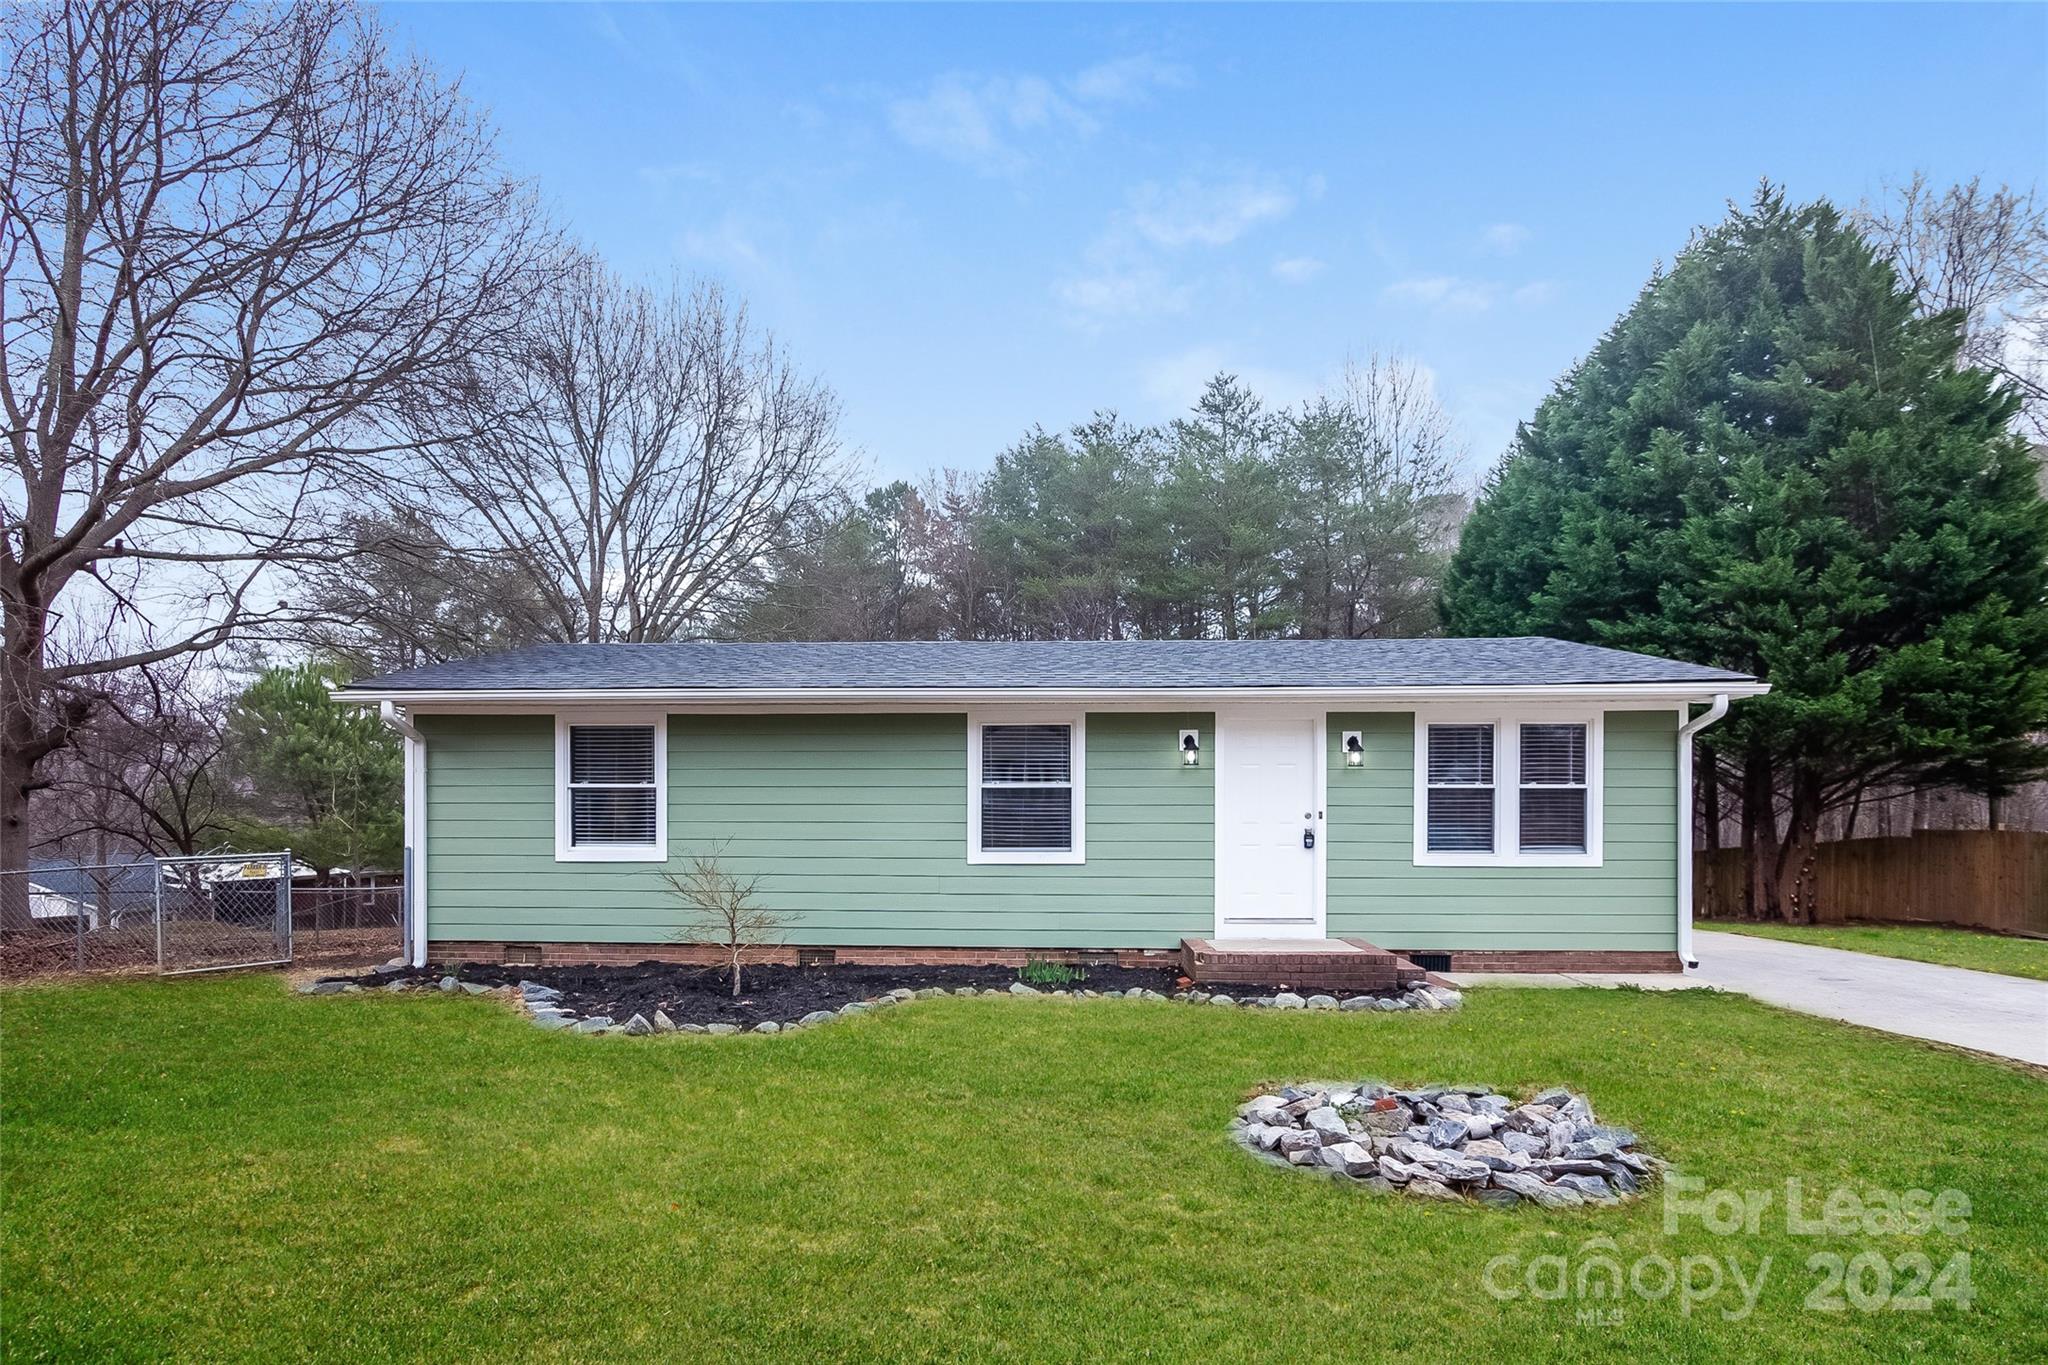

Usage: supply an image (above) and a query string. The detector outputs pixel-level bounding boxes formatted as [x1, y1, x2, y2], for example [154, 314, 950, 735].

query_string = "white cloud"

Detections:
[1271, 255, 1327, 284]
[1382, 275, 1497, 313]
[1057, 264, 1193, 324]
[1512, 279, 1559, 306]
[1481, 222, 1530, 255]
[1056, 172, 1309, 327]
[1068, 54, 1191, 104]
[887, 55, 1189, 174]
[886, 73, 1093, 174]
[1125, 175, 1296, 248]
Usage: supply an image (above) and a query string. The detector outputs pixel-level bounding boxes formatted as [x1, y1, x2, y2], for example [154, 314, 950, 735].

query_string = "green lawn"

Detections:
[4, 978, 2043, 1361]
[1699, 920, 2048, 981]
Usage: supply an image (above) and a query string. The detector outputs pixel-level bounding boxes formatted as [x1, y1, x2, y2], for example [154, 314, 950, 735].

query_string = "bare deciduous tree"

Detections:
[0, 0, 551, 909]
[398, 257, 846, 643]
[1856, 173, 2048, 438]
[663, 844, 785, 998]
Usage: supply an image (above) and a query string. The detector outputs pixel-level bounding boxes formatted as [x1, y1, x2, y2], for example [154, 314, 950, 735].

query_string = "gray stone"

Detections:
[518, 980, 561, 999]
[1139, 989, 1168, 1001]
[1339, 995, 1377, 1012]
[531, 1014, 572, 1031]
[620, 1014, 654, 1036]
[1565, 1139, 1620, 1161]
[572, 1017, 613, 1034]
[1304, 1107, 1348, 1144]
[1433, 1155, 1492, 1183]
[1357, 1104, 1412, 1136]
[1554, 1173, 1611, 1198]
[1474, 1186, 1523, 1209]
[914, 987, 945, 999]
[1586, 1125, 1639, 1147]
[872, 995, 899, 1007]
[754, 1021, 781, 1034]
[1492, 1171, 1584, 1208]
[380, 980, 410, 992]
[1406, 1178, 1462, 1202]
[1209, 995, 1237, 1008]
[887, 988, 915, 1002]
[1277, 1129, 1322, 1156]
[1272, 992, 1306, 1010]
[1427, 1116, 1467, 1148]
[1009, 982, 1040, 996]
[341, 984, 362, 993]
[953, 986, 979, 997]
[652, 1010, 678, 1033]
[460, 982, 491, 996]
[1501, 1129, 1545, 1156]
[1376, 1156, 1413, 1184]
[1185, 991, 1210, 1004]
[840, 1001, 873, 1015]
[1460, 1112, 1499, 1141]
[705, 1022, 741, 1036]
[1376, 996, 1406, 1011]
[1532, 1157, 1612, 1177]
[1241, 1095, 1288, 1121]
[680, 1023, 708, 1034]
[1608, 1166, 1641, 1196]
[798, 1010, 837, 1028]
[1286, 1145, 1322, 1166]
[1532, 1088, 1573, 1108]
[438, 976, 459, 992]
[1463, 1139, 1516, 1169]
[299, 979, 347, 995]
[1436, 1092, 1473, 1113]
[1322, 1141, 1377, 1178]
[1427, 986, 1464, 1009]
[1305, 994, 1338, 1011]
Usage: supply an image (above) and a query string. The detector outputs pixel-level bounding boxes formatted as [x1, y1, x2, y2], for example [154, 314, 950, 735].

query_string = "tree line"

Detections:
[5, 2, 2044, 927]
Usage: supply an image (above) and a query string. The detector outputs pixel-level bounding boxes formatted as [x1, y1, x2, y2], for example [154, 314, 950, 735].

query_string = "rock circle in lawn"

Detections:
[1236, 1082, 1661, 1208]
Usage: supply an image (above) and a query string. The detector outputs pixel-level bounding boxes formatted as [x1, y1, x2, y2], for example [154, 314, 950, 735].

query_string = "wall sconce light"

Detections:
[1179, 729, 1201, 766]
[1342, 731, 1364, 767]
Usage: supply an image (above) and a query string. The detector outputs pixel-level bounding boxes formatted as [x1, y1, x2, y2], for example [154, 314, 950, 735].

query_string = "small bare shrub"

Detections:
[663, 844, 786, 997]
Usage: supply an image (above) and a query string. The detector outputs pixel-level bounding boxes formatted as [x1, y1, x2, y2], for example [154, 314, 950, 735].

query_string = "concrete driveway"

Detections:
[1448, 931, 2048, 1067]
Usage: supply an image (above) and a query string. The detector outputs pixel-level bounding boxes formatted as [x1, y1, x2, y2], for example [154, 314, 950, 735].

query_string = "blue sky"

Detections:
[382, 2, 2048, 485]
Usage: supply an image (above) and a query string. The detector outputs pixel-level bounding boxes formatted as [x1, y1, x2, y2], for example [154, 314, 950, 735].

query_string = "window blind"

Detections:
[1518, 723, 1588, 852]
[568, 725, 657, 846]
[979, 724, 1073, 851]
[1426, 723, 1496, 852]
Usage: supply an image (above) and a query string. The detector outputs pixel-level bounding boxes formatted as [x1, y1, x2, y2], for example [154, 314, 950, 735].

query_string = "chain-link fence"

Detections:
[0, 859, 406, 981]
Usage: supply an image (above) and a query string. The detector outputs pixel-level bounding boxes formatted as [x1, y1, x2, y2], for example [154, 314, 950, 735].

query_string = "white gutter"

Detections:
[1675, 693, 1731, 969]
[337, 681, 1769, 710]
[380, 702, 429, 969]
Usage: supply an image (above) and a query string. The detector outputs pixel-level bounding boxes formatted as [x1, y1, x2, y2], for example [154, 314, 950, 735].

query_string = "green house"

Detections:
[337, 640, 1762, 977]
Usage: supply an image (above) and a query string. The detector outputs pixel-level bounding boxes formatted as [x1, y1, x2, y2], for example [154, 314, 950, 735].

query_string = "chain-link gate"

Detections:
[154, 852, 293, 975]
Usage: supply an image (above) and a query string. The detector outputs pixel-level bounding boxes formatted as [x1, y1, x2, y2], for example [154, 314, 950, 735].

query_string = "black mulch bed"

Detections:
[342, 960, 1402, 1028]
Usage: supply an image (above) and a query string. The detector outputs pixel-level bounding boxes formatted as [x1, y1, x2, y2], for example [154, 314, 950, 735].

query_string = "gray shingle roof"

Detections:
[343, 638, 1754, 694]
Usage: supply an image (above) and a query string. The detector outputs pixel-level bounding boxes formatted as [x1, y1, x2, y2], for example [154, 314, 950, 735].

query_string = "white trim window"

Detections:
[967, 713, 1085, 865]
[1412, 711, 1602, 867]
[555, 714, 668, 862]
[1518, 722, 1590, 853]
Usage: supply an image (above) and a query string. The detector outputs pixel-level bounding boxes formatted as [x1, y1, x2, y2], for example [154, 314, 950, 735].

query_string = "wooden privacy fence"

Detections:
[1695, 830, 2048, 935]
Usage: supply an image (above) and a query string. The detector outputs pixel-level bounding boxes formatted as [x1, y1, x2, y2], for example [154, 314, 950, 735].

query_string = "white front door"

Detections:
[1215, 712, 1324, 939]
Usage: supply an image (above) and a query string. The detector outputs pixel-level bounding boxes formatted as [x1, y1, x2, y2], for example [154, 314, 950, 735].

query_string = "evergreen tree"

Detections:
[224, 662, 403, 878]
[1444, 186, 2048, 920]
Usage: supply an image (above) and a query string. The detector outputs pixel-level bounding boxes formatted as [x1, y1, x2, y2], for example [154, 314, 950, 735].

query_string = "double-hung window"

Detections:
[1425, 723, 1497, 853]
[555, 716, 667, 861]
[1413, 713, 1602, 866]
[1518, 723, 1589, 853]
[968, 715, 1084, 864]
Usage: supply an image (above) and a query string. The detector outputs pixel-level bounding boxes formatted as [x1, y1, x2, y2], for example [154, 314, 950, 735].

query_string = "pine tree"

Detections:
[1443, 186, 2048, 921]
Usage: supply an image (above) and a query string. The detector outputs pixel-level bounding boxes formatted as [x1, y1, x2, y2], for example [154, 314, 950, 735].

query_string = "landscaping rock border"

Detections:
[299, 971, 1464, 1036]
[1236, 1081, 1662, 1207]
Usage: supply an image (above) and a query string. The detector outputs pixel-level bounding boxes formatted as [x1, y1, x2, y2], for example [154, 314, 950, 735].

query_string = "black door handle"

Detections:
[1302, 829, 1315, 850]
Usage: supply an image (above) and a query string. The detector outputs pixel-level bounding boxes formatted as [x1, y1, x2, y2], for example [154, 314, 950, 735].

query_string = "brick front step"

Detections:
[1178, 937, 1426, 991]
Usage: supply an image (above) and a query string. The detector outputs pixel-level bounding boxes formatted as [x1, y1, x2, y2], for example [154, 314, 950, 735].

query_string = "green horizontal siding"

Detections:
[1325, 710, 1680, 951]
[422, 711, 1213, 948]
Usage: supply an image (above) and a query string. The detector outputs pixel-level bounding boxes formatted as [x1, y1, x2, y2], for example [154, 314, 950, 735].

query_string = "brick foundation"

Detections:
[1390, 949, 1685, 974]
[429, 940, 1682, 975]
[428, 941, 1181, 970]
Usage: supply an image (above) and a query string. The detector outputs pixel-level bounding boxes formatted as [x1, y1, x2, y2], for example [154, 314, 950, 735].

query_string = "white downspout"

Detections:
[381, 702, 428, 969]
[1675, 693, 1730, 969]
